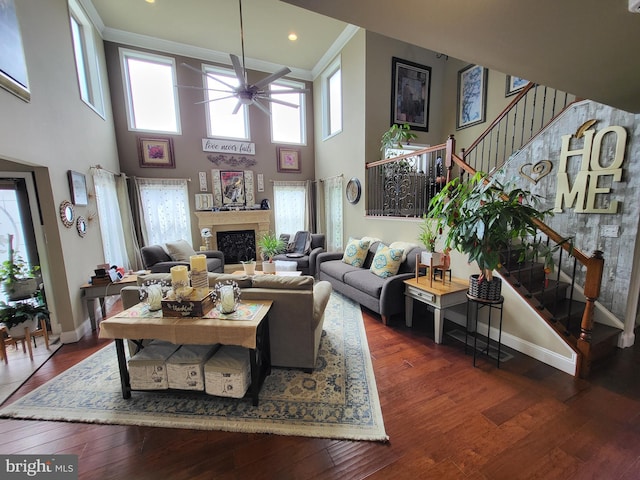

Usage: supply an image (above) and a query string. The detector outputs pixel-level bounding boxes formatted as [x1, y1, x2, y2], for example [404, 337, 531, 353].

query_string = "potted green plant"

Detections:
[427, 170, 554, 300]
[257, 233, 286, 274]
[241, 258, 256, 275]
[0, 244, 40, 301]
[381, 123, 418, 157]
[417, 214, 442, 266]
[0, 301, 48, 337]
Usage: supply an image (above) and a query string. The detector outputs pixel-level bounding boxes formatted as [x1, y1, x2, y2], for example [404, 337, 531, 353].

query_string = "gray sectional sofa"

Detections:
[317, 241, 425, 325]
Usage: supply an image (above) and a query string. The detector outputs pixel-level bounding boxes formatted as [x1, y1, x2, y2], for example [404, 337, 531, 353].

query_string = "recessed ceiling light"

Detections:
[145, 0, 155, 4]
[288, 33, 298, 41]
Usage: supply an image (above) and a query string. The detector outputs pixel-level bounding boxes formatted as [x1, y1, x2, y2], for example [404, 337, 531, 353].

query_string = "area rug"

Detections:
[0, 292, 388, 442]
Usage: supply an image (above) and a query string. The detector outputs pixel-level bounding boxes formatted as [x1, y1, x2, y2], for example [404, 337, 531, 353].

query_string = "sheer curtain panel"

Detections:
[323, 175, 344, 252]
[93, 169, 130, 269]
[273, 181, 307, 237]
[134, 177, 192, 246]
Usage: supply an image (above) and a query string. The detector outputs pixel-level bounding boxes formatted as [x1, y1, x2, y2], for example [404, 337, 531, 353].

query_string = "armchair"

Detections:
[141, 240, 224, 274]
[272, 232, 325, 277]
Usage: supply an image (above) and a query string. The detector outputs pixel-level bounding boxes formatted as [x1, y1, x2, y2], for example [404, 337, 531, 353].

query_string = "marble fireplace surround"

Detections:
[195, 210, 270, 272]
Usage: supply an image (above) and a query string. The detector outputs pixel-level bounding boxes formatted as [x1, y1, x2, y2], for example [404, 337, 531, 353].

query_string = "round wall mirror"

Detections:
[59, 200, 74, 228]
[76, 216, 87, 237]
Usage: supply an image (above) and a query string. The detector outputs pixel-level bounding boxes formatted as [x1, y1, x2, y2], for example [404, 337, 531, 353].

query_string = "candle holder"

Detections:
[212, 281, 241, 314]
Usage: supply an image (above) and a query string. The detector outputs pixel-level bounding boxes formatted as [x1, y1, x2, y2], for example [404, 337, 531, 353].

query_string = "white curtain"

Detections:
[93, 169, 129, 269]
[134, 177, 191, 246]
[323, 175, 344, 252]
[273, 181, 308, 237]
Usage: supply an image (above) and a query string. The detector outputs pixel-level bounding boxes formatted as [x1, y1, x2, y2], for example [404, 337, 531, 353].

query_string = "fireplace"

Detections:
[216, 230, 256, 264]
[194, 210, 270, 271]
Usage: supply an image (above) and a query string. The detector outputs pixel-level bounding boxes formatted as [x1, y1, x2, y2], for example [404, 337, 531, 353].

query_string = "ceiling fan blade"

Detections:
[181, 62, 238, 91]
[232, 100, 243, 115]
[230, 54, 247, 88]
[176, 84, 234, 94]
[252, 99, 272, 116]
[268, 88, 309, 94]
[252, 67, 292, 90]
[256, 95, 299, 109]
[194, 94, 238, 105]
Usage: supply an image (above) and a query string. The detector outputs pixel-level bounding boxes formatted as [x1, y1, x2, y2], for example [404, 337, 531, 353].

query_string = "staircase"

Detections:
[369, 82, 624, 378]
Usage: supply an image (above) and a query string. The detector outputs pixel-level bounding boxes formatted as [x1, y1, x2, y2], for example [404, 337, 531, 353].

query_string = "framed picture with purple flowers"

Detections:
[138, 136, 175, 168]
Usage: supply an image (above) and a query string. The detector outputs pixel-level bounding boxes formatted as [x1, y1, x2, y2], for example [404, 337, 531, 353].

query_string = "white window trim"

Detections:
[119, 48, 182, 134]
[269, 78, 307, 146]
[202, 64, 250, 141]
[322, 56, 342, 140]
[68, 0, 105, 118]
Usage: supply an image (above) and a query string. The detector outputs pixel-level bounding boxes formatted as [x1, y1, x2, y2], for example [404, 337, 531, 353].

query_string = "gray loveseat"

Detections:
[120, 273, 332, 372]
[141, 240, 224, 274]
[317, 241, 424, 325]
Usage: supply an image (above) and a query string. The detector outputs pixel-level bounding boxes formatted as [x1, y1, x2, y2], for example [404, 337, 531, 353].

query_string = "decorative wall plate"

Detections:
[346, 178, 361, 204]
[59, 200, 74, 228]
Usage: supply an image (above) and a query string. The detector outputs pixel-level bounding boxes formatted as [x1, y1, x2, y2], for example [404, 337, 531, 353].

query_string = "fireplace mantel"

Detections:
[194, 210, 270, 264]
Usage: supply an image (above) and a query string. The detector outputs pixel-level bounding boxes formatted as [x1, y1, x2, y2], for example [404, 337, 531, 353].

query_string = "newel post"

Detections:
[576, 250, 604, 378]
[445, 134, 455, 184]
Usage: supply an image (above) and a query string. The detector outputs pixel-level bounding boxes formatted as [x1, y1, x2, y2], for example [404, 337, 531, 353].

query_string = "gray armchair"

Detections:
[273, 232, 325, 277]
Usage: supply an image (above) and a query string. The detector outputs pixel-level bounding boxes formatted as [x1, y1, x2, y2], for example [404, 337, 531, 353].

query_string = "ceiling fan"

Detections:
[180, 0, 307, 115]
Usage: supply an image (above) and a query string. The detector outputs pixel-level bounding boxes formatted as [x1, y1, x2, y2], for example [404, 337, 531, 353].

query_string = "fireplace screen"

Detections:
[216, 230, 256, 264]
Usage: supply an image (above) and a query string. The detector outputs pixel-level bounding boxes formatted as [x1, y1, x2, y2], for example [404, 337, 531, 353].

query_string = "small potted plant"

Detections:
[428, 170, 555, 300]
[257, 233, 286, 274]
[0, 301, 48, 338]
[0, 236, 40, 301]
[417, 214, 442, 266]
[241, 258, 256, 275]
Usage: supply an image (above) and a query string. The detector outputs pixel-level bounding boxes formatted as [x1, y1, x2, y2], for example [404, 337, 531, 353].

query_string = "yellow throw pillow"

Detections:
[370, 244, 405, 278]
[342, 238, 371, 267]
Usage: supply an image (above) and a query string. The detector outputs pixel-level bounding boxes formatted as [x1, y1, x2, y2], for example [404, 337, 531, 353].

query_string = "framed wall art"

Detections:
[506, 75, 529, 97]
[0, 0, 30, 102]
[277, 147, 301, 173]
[137, 136, 175, 168]
[390, 57, 431, 132]
[456, 64, 488, 130]
[220, 171, 245, 205]
[67, 170, 88, 206]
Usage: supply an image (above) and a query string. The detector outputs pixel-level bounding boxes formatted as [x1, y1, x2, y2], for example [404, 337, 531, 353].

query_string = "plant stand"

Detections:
[465, 294, 504, 368]
[415, 253, 449, 287]
[1, 317, 49, 362]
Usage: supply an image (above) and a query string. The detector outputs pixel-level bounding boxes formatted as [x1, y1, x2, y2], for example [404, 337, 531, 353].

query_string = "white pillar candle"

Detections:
[170, 265, 189, 285]
[190, 254, 207, 272]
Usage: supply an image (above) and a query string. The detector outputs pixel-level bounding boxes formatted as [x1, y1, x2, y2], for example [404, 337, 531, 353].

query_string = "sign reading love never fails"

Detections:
[202, 139, 255, 155]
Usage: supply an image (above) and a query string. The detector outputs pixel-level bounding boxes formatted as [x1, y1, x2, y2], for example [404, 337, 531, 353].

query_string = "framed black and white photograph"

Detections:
[506, 75, 529, 97]
[0, 0, 30, 102]
[457, 64, 488, 130]
[391, 57, 431, 132]
[67, 170, 88, 206]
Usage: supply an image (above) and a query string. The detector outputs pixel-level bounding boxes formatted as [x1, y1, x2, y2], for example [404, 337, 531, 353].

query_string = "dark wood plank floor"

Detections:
[1, 302, 638, 480]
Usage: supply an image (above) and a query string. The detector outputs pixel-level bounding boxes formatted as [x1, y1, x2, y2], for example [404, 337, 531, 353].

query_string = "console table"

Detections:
[404, 276, 469, 343]
[99, 300, 272, 406]
[81, 274, 140, 330]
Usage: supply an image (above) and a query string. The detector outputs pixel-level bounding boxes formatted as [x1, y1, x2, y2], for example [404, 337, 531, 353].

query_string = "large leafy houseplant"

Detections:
[380, 123, 418, 156]
[0, 239, 40, 300]
[256, 233, 286, 263]
[427, 171, 554, 283]
[0, 301, 48, 330]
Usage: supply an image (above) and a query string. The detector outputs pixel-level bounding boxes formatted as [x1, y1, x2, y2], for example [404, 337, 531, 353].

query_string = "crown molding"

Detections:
[311, 25, 360, 80]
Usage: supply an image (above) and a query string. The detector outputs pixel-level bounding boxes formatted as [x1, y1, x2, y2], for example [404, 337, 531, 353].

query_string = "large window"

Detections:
[322, 58, 342, 139]
[68, 0, 104, 116]
[270, 79, 306, 145]
[120, 49, 181, 134]
[135, 178, 191, 246]
[203, 65, 249, 140]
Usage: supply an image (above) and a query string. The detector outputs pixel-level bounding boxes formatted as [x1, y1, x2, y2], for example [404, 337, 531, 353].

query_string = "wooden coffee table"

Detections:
[99, 300, 273, 406]
[232, 270, 302, 276]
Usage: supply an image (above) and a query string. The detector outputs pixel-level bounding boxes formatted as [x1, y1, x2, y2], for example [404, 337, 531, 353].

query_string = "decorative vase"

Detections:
[7, 316, 39, 338]
[421, 251, 443, 266]
[262, 261, 276, 274]
[242, 262, 256, 275]
[468, 274, 502, 301]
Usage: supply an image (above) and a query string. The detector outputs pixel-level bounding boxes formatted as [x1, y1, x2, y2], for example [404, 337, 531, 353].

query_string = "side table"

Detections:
[465, 294, 505, 367]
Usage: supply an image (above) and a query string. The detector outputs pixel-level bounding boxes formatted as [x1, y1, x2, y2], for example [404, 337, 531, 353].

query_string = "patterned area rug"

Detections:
[0, 293, 388, 442]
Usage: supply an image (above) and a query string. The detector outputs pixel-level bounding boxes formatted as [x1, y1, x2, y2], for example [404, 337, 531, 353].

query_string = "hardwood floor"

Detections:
[1, 303, 638, 480]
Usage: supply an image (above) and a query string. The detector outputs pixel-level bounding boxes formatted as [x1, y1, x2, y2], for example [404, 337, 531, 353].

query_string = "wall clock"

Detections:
[346, 177, 361, 204]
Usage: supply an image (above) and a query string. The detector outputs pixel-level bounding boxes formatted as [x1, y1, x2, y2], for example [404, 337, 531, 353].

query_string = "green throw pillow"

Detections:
[342, 238, 371, 267]
[370, 244, 405, 278]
